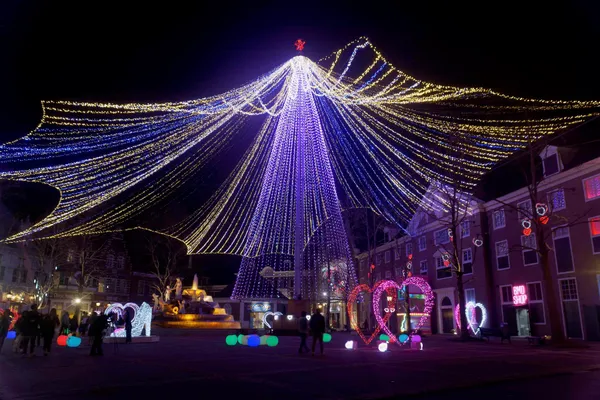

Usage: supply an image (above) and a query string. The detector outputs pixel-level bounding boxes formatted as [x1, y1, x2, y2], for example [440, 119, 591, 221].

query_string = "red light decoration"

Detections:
[294, 39, 306, 51]
[591, 218, 600, 236]
[539, 216, 549, 225]
[347, 281, 396, 345]
[57, 335, 68, 346]
[522, 227, 532, 236]
[512, 285, 528, 306]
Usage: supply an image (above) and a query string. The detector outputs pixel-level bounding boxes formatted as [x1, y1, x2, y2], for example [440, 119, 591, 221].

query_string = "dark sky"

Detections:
[1, 1, 599, 283]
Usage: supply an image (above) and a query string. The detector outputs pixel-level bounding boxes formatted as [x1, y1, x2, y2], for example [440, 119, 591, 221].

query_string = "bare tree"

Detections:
[146, 235, 184, 301]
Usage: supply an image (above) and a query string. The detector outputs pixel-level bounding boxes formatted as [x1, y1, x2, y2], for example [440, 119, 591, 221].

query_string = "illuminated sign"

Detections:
[512, 285, 528, 306]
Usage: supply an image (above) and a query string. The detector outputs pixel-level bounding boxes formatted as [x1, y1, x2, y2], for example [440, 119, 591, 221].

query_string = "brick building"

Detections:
[356, 146, 600, 340]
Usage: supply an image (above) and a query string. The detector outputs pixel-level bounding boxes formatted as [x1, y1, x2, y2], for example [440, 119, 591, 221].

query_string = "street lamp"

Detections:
[74, 298, 81, 304]
[95, 302, 101, 307]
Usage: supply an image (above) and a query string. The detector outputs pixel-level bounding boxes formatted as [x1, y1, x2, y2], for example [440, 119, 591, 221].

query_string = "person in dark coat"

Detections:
[40, 308, 60, 356]
[89, 313, 109, 356]
[124, 309, 132, 344]
[309, 308, 326, 356]
[0, 310, 11, 353]
[21, 304, 41, 356]
[297, 311, 310, 354]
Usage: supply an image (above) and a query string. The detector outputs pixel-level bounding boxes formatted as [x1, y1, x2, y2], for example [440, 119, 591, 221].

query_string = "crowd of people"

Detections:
[0, 304, 114, 356]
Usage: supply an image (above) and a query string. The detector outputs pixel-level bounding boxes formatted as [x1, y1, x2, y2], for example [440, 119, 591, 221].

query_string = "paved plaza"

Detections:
[1, 330, 599, 400]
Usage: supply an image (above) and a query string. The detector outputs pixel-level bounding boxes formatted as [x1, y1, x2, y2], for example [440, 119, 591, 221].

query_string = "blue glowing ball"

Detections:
[6, 331, 16, 339]
[399, 333, 409, 343]
[67, 336, 82, 348]
[247, 335, 260, 347]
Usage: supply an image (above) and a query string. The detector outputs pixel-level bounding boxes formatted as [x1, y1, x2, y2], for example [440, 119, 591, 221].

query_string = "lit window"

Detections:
[465, 288, 475, 303]
[493, 209, 505, 229]
[436, 256, 451, 280]
[583, 175, 600, 201]
[589, 217, 600, 254]
[548, 189, 566, 212]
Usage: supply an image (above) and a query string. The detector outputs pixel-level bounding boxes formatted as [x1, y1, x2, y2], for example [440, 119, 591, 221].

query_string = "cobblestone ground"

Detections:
[1, 329, 599, 400]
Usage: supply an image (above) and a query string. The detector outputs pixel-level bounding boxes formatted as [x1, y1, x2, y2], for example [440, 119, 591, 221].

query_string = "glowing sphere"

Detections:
[379, 334, 390, 342]
[237, 334, 245, 345]
[226, 335, 238, 346]
[6, 331, 16, 339]
[57, 335, 68, 346]
[398, 334, 409, 343]
[323, 333, 332, 343]
[266, 336, 279, 347]
[412, 334, 422, 343]
[248, 335, 260, 347]
[378, 342, 388, 352]
[344, 340, 357, 350]
[260, 335, 269, 345]
[286, 315, 293, 320]
[241, 335, 249, 345]
[67, 336, 82, 347]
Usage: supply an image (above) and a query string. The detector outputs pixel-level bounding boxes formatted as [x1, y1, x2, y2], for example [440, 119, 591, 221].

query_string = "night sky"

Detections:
[1, 1, 599, 283]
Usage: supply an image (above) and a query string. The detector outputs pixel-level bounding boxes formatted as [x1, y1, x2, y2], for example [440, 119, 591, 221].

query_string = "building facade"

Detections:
[356, 147, 600, 340]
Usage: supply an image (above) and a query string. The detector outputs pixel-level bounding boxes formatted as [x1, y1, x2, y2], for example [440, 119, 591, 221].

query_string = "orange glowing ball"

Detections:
[57, 335, 68, 346]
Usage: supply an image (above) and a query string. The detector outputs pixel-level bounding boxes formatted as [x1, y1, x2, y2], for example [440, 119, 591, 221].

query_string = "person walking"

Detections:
[89, 313, 109, 356]
[78, 312, 89, 337]
[0, 310, 11, 354]
[60, 311, 70, 335]
[309, 308, 326, 356]
[297, 311, 310, 354]
[40, 308, 60, 356]
[124, 309, 132, 344]
[21, 304, 41, 357]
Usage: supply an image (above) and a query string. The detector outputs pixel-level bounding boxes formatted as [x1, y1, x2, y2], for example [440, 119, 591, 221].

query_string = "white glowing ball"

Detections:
[306, 315, 311, 321]
[345, 340, 357, 350]
[378, 342, 388, 352]
[274, 315, 280, 320]
[286, 315, 293, 321]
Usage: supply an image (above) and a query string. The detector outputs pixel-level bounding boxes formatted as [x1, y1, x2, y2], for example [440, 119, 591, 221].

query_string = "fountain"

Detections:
[154, 274, 240, 329]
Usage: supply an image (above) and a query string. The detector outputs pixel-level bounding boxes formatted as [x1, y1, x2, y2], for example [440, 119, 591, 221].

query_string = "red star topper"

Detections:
[294, 39, 306, 51]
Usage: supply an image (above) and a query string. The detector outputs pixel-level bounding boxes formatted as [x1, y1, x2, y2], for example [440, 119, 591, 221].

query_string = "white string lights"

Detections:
[1, 38, 598, 299]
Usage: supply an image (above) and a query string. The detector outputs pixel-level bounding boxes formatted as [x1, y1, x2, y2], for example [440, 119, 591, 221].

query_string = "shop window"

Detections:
[553, 227, 574, 273]
[527, 282, 545, 324]
[548, 189, 566, 212]
[493, 209, 505, 229]
[521, 234, 538, 266]
[589, 217, 600, 254]
[583, 174, 600, 201]
[420, 260, 428, 276]
[418, 236, 427, 251]
[496, 240, 510, 270]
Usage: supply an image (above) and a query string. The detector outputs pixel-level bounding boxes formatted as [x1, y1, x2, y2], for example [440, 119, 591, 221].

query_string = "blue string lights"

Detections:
[1, 38, 599, 300]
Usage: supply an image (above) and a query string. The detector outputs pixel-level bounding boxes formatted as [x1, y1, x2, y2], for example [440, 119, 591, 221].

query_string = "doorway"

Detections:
[516, 308, 531, 336]
[440, 296, 454, 333]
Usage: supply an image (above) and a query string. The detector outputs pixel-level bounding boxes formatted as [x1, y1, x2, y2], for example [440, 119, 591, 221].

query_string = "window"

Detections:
[394, 248, 401, 260]
[493, 209, 505, 229]
[376, 254, 382, 266]
[406, 243, 413, 256]
[583, 174, 600, 201]
[548, 189, 566, 212]
[394, 267, 402, 278]
[462, 248, 473, 274]
[553, 227, 574, 273]
[122, 279, 130, 295]
[384, 251, 391, 263]
[59, 272, 69, 286]
[521, 234, 538, 265]
[116, 255, 125, 269]
[0, 265, 4, 281]
[384, 270, 392, 279]
[436, 256, 452, 280]
[461, 221, 471, 238]
[434, 229, 450, 245]
[543, 154, 560, 176]
[560, 278, 578, 301]
[499, 285, 513, 323]
[106, 254, 115, 269]
[418, 236, 427, 251]
[527, 282, 545, 324]
[465, 288, 476, 303]
[496, 240, 510, 270]
[589, 217, 600, 254]
[419, 260, 428, 275]
[517, 200, 532, 221]
[105, 278, 114, 293]
[375, 272, 381, 282]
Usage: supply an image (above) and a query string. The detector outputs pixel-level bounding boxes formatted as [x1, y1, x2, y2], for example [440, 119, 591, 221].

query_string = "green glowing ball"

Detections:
[323, 333, 332, 343]
[237, 334, 245, 345]
[379, 334, 390, 342]
[260, 335, 269, 345]
[266, 336, 279, 347]
[226, 335, 238, 346]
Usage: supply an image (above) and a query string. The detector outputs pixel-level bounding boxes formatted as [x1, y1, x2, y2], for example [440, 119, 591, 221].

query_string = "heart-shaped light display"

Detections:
[455, 301, 487, 335]
[373, 277, 434, 346]
[104, 302, 152, 337]
[347, 281, 396, 345]
[262, 311, 283, 329]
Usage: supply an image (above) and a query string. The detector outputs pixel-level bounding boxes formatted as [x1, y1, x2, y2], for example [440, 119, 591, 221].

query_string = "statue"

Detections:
[175, 278, 183, 299]
[152, 293, 160, 311]
[179, 300, 186, 314]
[165, 285, 172, 302]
